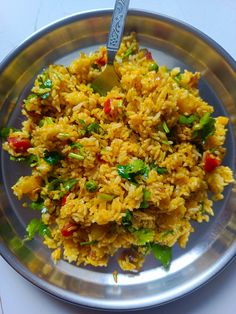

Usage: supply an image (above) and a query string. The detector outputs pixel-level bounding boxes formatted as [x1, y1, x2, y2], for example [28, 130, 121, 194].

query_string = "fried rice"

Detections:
[1, 33, 234, 271]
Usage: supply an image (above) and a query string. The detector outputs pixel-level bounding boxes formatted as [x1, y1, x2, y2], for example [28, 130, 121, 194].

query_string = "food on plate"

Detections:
[1, 33, 233, 271]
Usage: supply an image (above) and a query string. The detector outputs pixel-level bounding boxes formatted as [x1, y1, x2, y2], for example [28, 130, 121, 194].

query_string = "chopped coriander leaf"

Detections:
[35, 73, 52, 99]
[80, 240, 98, 246]
[161, 140, 170, 145]
[29, 200, 45, 211]
[160, 230, 175, 237]
[179, 114, 197, 125]
[27, 154, 38, 166]
[144, 242, 152, 255]
[85, 180, 98, 192]
[133, 228, 155, 245]
[156, 167, 168, 174]
[117, 159, 148, 183]
[41, 92, 50, 99]
[121, 209, 133, 228]
[42, 78, 52, 89]
[70, 142, 83, 149]
[117, 100, 123, 108]
[123, 46, 133, 59]
[39, 117, 54, 127]
[98, 193, 115, 201]
[148, 63, 159, 71]
[24, 93, 37, 103]
[86, 122, 103, 135]
[47, 177, 77, 193]
[63, 178, 78, 192]
[79, 119, 86, 126]
[47, 178, 61, 191]
[142, 165, 150, 180]
[26, 218, 51, 240]
[193, 112, 216, 143]
[117, 165, 136, 183]
[151, 163, 168, 175]
[140, 189, 151, 209]
[162, 121, 170, 133]
[174, 73, 182, 84]
[38, 222, 51, 238]
[68, 152, 84, 160]
[128, 159, 145, 173]
[10, 156, 27, 162]
[43, 150, 63, 165]
[0, 127, 11, 140]
[151, 243, 172, 269]
[0, 127, 19, 141]
[201, 118, 215, 142]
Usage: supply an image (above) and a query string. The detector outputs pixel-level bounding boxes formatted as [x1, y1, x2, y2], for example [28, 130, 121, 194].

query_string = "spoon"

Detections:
[91, 0, 130, 96]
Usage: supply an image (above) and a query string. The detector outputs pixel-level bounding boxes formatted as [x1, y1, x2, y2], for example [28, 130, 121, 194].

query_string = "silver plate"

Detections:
[0, 10, 236, 311]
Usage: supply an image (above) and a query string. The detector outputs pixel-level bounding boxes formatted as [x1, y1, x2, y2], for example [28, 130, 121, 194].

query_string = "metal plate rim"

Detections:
[0, 9, 236, 310]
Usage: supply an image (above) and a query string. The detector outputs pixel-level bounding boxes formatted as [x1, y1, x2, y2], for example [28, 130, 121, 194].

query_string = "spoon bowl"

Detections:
[91, 0, 130, 95]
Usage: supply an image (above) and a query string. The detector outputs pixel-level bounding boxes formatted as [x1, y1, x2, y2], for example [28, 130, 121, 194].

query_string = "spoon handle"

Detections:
[107, 0, 130, 64]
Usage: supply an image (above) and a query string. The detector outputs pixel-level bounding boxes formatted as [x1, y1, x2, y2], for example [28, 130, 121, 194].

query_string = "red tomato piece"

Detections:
[97, 153, 105, 163]
[103, 98, 112, 114]
[96, 50, 106, 66]
[61, 221, 78, 237]
[145, 51, 153, 60]
[204, 153, 221, 172]
[61, 194, 68, 206]
[7, 137, 31, 153]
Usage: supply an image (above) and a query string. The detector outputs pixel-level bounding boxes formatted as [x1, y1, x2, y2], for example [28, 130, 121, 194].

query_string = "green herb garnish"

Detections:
[162, 121, 170, 133]
[47, 177, 77, 194]
[35, 72, 52, 100]
[63, 178, 78, 192]
[24, 93, 37, 105]
[85, 180, 98, 192]
[193, 112, 216, 143]
[29, 200, 45, 211]
[150, 163, 168, 175]
[148, 63, 159, 71]
[86, 122, 103, 135]
[68, 152, 84, 160]
[43, 150, 63, 165]
[80, 240, 98, 246]
[140, 189, 151, 209]
[174, 72, 182, 84]
[133, 228, 155, 245]
[151, 243, 172, 269]
[39, 117, 54, 127]
[10, 156, 27, 162]
[0, 127, 18, 141]
[70, 142, 83, 149]
[121, 209, 133, 228]
[117, 159, 147, 183]
[123, 46, 134, 59]
[179, 114, 197, 125]
[26, 218, 51, 240]
[98, 193, 115, 201]
[79, 119, 86, 126]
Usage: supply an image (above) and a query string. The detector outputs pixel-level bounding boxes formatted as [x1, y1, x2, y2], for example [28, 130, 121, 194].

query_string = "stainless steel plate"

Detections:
[0, 10, 236, 311]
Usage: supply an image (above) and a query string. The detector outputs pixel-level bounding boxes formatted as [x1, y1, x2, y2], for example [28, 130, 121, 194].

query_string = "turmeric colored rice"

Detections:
[2, 33, 234, 271]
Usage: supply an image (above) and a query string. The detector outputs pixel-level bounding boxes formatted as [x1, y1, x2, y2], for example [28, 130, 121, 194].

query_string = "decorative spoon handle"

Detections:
[107, 0, 130, 64]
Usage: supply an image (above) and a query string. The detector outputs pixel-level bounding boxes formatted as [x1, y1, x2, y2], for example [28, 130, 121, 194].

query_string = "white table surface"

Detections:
[0, 1, 235, 313]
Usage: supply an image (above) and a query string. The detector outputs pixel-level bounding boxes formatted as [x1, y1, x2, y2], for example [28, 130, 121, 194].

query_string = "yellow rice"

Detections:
[2, 33, 233, 271]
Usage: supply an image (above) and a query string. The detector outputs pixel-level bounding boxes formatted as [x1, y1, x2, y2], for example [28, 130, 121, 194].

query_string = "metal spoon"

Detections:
[91, 0, 130, 95]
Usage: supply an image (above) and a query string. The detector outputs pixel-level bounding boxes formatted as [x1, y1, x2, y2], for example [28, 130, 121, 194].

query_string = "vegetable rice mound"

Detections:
[1, 33, 234, 271]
